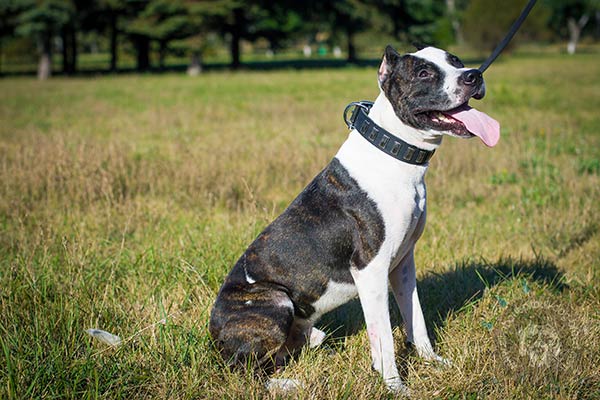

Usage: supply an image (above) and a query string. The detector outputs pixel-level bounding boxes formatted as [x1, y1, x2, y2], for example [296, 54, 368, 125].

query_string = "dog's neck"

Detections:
[367, 93, 443, 152]
[336, 93, 442, 180]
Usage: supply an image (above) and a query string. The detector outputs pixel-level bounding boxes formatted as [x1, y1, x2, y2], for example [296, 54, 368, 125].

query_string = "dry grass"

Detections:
[1, 52, 599, 399]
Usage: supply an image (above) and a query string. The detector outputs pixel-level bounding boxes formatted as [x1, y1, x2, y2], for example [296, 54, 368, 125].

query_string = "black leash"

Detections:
[479, 0, 538, 73]
[343, 101, 435, 165]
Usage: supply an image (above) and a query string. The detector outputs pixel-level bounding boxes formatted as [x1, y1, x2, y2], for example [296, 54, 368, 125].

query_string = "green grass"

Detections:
[1, 51, 599, 399]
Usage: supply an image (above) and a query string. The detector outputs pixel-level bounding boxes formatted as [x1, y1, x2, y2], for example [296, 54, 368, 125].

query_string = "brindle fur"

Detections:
[209, 158, 384, 369]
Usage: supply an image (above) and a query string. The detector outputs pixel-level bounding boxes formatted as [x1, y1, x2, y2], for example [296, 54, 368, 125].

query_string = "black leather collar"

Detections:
[343, 101, 435, 166]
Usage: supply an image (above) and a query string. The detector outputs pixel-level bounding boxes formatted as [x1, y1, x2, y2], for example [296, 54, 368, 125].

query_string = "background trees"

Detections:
[13, 0, 74, 79]
[462, 0, 551, 53]
[545, 0, 600, 54]
[0, 0, 598, 79]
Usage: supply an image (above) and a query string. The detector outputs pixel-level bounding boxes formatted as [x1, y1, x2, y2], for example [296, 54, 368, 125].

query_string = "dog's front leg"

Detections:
[351, 260, 406, 393]
[389, 249, 446, 363]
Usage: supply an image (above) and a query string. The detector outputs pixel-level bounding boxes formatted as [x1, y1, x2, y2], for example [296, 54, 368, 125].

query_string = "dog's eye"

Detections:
[449, 55, 464, 68]
[418, 69, 431, 79]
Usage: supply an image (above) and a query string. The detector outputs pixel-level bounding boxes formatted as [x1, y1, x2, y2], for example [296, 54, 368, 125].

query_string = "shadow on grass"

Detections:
[316, 256, 566, 342]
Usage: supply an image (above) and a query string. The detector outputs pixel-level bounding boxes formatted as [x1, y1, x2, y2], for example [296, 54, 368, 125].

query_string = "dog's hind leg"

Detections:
[209, 288, 295, 372]
[277, 318, 311, 358]
[390, 249, 447, 364]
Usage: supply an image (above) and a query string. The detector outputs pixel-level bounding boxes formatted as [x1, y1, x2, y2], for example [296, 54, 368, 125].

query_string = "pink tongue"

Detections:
[444, 104, 500, 147]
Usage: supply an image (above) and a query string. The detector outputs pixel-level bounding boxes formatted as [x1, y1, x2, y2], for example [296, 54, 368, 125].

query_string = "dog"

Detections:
[209, 44, 500, 392]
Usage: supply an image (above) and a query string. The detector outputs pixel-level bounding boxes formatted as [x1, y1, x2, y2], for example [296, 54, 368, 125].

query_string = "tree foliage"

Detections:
[13, 0, 75, 78]
[1, 0, 598, 78]
[462, 0, 552, 53]
[14, 0, 73, 38]
[545, 0, 599, 53]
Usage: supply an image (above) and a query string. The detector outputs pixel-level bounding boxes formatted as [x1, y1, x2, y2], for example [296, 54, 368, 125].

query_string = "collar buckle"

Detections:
[343, 101, 374, 130]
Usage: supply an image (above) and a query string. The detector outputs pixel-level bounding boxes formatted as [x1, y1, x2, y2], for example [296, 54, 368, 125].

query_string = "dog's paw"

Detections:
[308, 327, 326, 348]
[424, 353, 452, 367]
[410, 341, 451, 366]
[266, 378, 304, 393]
[384, 376, 410, 396]
[437, 355, 452, 367]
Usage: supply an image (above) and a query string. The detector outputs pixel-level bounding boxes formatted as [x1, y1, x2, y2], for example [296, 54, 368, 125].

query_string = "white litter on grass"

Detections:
[266, 378, 304, 393]
[309, 327, 326, 348]
[86, 329, 122, 347]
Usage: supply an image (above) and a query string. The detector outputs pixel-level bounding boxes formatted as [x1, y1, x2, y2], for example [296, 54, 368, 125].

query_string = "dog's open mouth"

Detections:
[419, 103, 500, 147]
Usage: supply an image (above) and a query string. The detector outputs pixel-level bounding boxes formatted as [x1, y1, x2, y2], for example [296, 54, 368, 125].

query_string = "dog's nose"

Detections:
[461, 69, 485, 99]
[462, 69, 482, 86]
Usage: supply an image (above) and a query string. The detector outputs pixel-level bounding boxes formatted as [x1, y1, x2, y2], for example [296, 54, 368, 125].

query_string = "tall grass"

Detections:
[1, 52, 599, 399]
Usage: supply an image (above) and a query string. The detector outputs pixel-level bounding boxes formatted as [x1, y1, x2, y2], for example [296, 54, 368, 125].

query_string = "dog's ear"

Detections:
[378, 45, 401, 86]
[412, 42, 428, 51]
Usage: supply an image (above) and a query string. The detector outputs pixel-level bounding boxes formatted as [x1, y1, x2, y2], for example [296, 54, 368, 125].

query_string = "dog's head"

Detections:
[378, 45, 499, 147]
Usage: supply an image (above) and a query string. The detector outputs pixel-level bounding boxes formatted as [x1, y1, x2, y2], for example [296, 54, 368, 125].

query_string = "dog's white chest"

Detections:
[335, 131, 428, 266]
[385, 182, 426, 261]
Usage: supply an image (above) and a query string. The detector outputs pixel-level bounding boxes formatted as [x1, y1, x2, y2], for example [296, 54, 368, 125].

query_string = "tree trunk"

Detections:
[61, 24, 77, 75]
[446, 0, 463, 45]
[187, 51, 202, 76]
[346, 27, 357, 63]
[70, 27, 77, 73]
[133, 35, 150, 71]
[109, 13, 118, 72]
[38, 34, 52, 80]
[567, 14, 590, 55]
[62, 29, 68, 74]
[158, 41, 167, 70]
[230, 8, 243, 70]
[596, 10, 600, 40]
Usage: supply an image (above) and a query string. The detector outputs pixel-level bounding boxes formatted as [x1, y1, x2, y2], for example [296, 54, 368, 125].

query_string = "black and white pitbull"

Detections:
[209, 45, 499, 392]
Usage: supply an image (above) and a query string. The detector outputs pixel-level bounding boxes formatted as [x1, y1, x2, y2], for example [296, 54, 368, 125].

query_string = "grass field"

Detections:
[1, 51, 599, 399]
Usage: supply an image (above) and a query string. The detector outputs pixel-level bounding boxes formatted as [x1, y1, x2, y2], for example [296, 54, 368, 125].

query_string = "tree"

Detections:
[251, 2, 304, 53]
[462, 0, 551, 53]
[82, 0, 127, 72]
[330, 1, 372, 62]
[305, 0, 373, 62]
[545, 0, 600, 54]
[207, 0, 304, 69]
[122, 0, 152, 71]
[183, 0, 244, 70]
[0, 0, 22, 74]
[445, 0, 469, 45]
[183, 1, 224, 75]
[183, 0, 245, 73]
[370, 0, 448, 45]
[215, 0, 268, 69]
[15, 0, 74, 79]
[60, 0, 79, 74]
[128, 0, 194, 70]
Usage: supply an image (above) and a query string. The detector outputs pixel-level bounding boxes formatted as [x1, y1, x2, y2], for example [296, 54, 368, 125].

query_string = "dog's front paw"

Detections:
[266, 378, 304, 393]
[384, 376, 410, 396]
[424, 353, 452, 366]
[411, 341, 451, 366]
